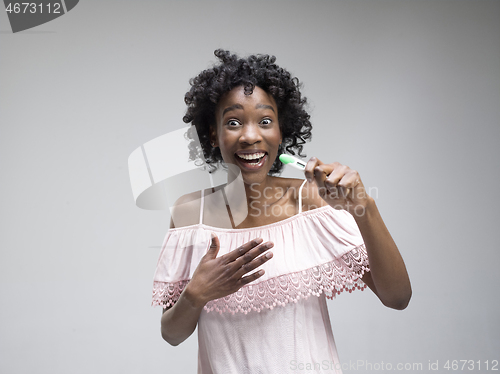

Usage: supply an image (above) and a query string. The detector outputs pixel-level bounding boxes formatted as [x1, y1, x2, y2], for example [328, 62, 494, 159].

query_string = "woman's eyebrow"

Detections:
[222, 104, 243, 116]
[256, 104, 276, 113]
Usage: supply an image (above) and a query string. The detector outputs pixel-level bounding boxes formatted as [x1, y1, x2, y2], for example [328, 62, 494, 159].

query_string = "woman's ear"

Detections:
[210, 127, 218, 147]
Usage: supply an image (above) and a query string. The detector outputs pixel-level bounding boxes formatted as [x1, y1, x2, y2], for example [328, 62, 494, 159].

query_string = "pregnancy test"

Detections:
[279, 154, 306, 170]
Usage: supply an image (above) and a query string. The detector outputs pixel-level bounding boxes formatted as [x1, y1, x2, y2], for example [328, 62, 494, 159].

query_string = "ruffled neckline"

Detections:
[153, 205, 370, 314]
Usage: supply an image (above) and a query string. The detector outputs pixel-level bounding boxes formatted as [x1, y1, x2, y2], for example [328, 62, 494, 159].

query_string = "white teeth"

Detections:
[237, 152, 265, 160]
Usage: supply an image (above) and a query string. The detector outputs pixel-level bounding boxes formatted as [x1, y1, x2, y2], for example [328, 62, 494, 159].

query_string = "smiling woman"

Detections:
[152, 49, 411, 374]
[184, 49, 312, 176]
[213, 86, 281, 182]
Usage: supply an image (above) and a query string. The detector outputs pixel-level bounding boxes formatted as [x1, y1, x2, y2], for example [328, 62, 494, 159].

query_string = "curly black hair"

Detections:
[183, 49, 312, 175]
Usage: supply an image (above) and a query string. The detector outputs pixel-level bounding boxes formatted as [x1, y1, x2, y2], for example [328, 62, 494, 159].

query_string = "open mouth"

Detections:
[234, 152, 268, 168]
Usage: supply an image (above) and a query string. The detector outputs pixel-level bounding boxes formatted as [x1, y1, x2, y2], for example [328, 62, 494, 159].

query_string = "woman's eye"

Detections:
[227, 120, 240, 127]
[261, 118, 272, 126]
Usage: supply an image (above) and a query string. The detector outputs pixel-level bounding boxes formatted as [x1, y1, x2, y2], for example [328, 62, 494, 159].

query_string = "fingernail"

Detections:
[211, 232, 216, 239]
[266, 252, 273, 259]
[258, 270, 265, 275]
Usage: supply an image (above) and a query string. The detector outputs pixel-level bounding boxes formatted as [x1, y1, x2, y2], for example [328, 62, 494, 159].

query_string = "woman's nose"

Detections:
[239, 124, 262, 144]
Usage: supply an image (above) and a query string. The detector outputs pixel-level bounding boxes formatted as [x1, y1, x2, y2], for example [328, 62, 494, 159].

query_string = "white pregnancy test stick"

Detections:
[279, 154, 306, 170]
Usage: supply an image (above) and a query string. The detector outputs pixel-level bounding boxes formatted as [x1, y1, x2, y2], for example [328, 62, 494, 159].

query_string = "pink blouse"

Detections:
[152, 181, 370, 373]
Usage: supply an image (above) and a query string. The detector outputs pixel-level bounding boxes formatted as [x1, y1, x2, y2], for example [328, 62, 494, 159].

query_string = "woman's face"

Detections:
[213, 85, 282, 184]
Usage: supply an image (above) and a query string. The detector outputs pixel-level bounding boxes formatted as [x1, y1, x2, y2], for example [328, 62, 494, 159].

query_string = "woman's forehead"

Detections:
[217, 86, 277, 113]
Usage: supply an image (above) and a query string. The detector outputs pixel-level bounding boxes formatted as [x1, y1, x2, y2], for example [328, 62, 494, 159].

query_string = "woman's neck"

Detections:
[225, 171, 281, 204]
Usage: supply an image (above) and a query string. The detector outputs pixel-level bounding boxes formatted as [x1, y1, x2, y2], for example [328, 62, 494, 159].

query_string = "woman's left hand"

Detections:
[304, 157, 372, 216]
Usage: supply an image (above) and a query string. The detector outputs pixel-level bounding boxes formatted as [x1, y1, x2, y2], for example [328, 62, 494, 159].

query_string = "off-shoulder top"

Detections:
[152, 180, 370, 373]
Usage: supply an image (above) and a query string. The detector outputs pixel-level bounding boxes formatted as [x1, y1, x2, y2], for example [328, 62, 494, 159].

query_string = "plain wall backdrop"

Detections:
[1, 1, 499, 373]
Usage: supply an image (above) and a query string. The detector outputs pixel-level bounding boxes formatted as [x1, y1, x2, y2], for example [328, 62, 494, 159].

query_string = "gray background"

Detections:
[1, 0, 499, 373]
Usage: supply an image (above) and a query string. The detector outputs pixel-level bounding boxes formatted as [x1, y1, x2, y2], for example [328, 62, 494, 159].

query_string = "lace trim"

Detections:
[152, 245, 369, 314]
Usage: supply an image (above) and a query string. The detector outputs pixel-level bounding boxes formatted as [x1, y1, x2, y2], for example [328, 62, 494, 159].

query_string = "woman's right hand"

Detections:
[183, 233, 274, 308]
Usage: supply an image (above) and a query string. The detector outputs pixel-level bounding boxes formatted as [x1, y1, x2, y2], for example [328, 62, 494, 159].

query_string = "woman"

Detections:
[152, 50, 411, 373]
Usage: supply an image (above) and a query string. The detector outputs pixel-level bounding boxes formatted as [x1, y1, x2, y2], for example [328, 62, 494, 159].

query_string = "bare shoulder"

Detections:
[169, 190, 203, 229]
[291, 178, 327, 212]
[272, 177, 326, 212]
[270, 177, 302, 200]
